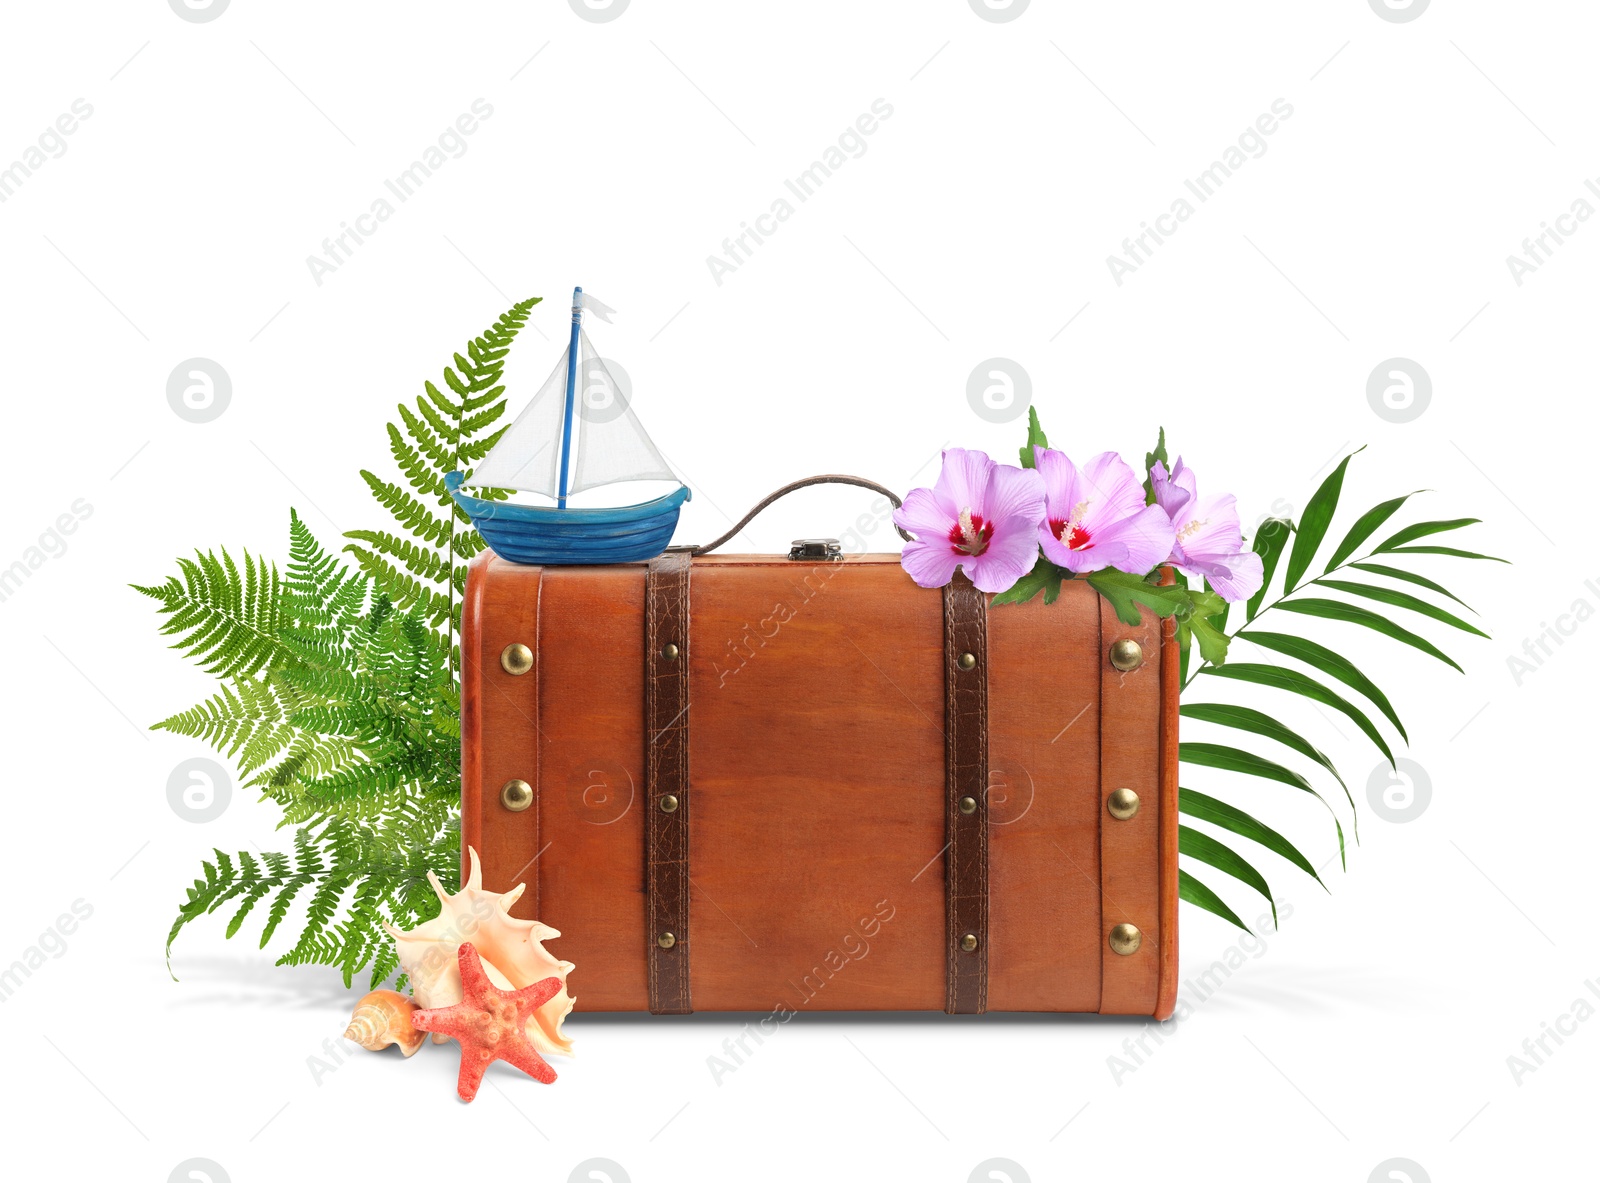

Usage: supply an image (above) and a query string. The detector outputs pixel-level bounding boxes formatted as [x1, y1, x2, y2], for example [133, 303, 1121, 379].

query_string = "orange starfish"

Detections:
[410, 943, 561, 1102]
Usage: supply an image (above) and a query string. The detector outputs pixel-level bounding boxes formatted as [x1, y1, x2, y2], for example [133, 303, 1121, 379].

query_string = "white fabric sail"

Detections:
[570, 329, 676, 495]
[467, 327, 676, 499]
[466, 347, 569, 496]
[578, 292, 617, 322]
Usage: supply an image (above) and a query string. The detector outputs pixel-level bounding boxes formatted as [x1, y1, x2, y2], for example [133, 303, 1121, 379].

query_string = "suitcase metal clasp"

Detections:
[788, 538, 843, 561]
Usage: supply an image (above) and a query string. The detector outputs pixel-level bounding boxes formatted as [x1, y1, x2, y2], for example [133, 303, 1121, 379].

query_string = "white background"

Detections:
[0, 1, 1593, 1180]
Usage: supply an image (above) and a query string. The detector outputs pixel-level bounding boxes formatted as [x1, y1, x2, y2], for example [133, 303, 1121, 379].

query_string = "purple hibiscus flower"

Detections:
[1149, 458, 1264, 602]
[893, 447, 1046, 593]
[1033, 446, 1176, 576]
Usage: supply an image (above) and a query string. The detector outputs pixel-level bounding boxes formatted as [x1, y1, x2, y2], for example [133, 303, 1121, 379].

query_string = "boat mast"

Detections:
[557, 286, 582, 507]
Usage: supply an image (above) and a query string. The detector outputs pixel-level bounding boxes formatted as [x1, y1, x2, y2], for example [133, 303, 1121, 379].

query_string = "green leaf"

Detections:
[990, 552, 1064, 607]
[1381, 545, 1508, 564]
[1202, 662, 1395, 767]
[1284, 447, 1364, 592]
[1019, 406, 1048, 468]
[346, 296, 540, 671]
[1276, 597, 1463, 672]
[133, 550, 287, 679]
[1205, 594, 1231, 636]
[1142, 427, 1169, 503]
[159, 300, 539, 988]
[1179, 825, 1277, 927]
[1374, 517, 1480, 551]
[1181, 742, 1315, 793]
[1179, 786, 1326, 887]
[1086, 568, 1187, 626]
[1239, 630, 1408, 742]
[1323, 492, 1421, 572]
[1179, 703, 1347, 798]
[1178, 869, 1251, 933]
[1314, 579, 1489, 637]
[1246, 518, 1293, 621]
[1181, 741, 1349, 854]
[1189, 613, 1231, 666]
[1190, 587, 1228, 620]
[1348, 562, 1476, 610]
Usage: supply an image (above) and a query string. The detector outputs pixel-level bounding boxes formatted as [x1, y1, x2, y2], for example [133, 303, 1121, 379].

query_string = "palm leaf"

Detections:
[1323, 491, 1420, 572]
[1181, 741, 1349, 856]
[1313, 579, 1488, 637]
[1246, 517, 1292, 621]
[1374, 517, 1480, 551]
[1179, 787, 1326, 887]
[1276, 597, 1462, 672]
[1181, 742, 1315, 793]
[1202, 662, 1395, 767]
[1180, 825, 1277, 926]
[1238, 630, 1407, 742]
[1381, 544, 1508, 563]
[1283, 447, 1363, 591]
[1179, 703, 1347, 796]
[1178, 869, 1250, 933]
[1348, 562, 1475, 610]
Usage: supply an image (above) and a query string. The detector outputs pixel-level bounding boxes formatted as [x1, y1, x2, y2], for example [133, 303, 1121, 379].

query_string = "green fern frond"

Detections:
[155, 511, 464, 983]
[398, 402, 455, 473]
[152, 677, 287, 768]
[356, 471, 452, 547]
[342, 544, 453, 624]
[134, 548, 284, 678]
[250, 731, 363, 794]
[342, 529, 453, 588]
[385, 421, 451, 503]
[345, 297, 541, 632]
[156, 301, 536, 988]
[460, 400, 509, 440]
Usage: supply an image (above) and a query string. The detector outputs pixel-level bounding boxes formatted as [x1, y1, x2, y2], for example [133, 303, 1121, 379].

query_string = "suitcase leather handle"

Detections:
[690, 474, 914, 556]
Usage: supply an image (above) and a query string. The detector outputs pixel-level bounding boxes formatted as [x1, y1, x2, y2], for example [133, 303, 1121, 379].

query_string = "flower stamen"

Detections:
[1052, 499, 1094, 550]
[948, 506, 993, 556]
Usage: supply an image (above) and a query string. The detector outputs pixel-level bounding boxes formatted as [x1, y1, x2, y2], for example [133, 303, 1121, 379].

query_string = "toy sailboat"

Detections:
[446, 287, 691, 565]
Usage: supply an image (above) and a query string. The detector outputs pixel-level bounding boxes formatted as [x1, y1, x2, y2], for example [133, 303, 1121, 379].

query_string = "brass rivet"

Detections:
[1109, 639, 1144, 672]
[959, 795, 978, 815]
[957, 651, 977, 671]
[659, 794, 680, 813]
[500, 643, 533, 676]
[661, 642, 680, 661]
[499, 778, 533, 812]
[1109, 923, 1143, 956]
[657, 932, 676, 949]
[1107, 788, 1141, 820]
[960, 933, 979, 952]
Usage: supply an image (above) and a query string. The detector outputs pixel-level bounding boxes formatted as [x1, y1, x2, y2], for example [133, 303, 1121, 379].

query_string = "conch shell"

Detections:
[383, 847, 575, 1055]
[344, 989, 424, 1057]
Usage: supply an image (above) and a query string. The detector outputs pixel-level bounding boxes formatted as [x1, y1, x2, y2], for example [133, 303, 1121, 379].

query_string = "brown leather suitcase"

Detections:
[460, 493, 1180, 1018]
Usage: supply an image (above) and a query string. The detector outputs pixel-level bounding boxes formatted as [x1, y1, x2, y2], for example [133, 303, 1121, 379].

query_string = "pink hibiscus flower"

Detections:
[1033, 446, 1176, 575]
[893, 447, 1046, 594]
[1149, 458, 1264, 602]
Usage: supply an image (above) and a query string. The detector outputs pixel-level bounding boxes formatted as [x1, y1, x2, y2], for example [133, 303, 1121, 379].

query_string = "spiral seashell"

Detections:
[344, 989, 424, 1058]
[382, 847, 576, 1056]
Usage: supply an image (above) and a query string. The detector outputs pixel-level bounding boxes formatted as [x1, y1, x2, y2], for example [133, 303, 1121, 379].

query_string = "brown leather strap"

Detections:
[943, 571, 989, 1014]
[1097, 594, 1163, 1015]
[690, 474, 913, 555]
[646, 551, 693, 1014]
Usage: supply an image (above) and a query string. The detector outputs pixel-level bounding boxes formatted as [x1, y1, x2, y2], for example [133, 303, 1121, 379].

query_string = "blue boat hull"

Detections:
[445, 473, 690, 565]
